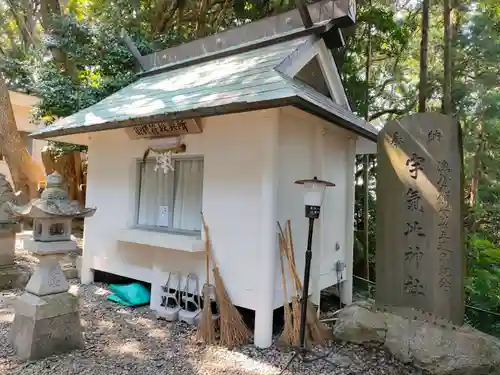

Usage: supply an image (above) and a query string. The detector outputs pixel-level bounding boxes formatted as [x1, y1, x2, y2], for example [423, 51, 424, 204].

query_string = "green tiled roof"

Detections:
[31, 36, 377, 141]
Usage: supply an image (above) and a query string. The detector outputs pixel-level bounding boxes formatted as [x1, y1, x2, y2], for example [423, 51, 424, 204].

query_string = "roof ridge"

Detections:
[136, 0, 348, 72]
[138, 21, 332, 78]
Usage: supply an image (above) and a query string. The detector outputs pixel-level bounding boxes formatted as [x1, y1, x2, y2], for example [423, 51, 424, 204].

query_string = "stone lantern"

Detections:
[0, 173, 22, 289]
[7, 172, 97, 360]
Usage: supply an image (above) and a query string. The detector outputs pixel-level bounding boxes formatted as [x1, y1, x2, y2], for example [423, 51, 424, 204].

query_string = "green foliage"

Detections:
[26, 17, 138, 121]
[341, 3, 420, 120]
[465, 235, 500, 335]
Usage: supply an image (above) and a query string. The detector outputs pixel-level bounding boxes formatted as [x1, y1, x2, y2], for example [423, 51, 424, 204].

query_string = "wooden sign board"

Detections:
[376, 113, 465, 325]
[126, 119, 202, 140]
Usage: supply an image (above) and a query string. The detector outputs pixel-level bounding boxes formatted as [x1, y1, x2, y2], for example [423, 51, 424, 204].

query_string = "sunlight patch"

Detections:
[0, 310, 13, 323]
[92, 286, 110, 296]
[107, 340, 145, 359]
[200, 348, 281, 374]
[147, 328, 170, 339]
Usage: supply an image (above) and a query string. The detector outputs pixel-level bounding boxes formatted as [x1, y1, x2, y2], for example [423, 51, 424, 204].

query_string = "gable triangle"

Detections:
[294, 55, 333, 99]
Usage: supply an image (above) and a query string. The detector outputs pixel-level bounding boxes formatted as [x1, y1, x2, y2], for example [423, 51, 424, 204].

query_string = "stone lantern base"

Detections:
[0, 228, 16, 265]
[9, 292, 84, 360]
[0, 227, 23, 290]
[9, 253, 84, 360]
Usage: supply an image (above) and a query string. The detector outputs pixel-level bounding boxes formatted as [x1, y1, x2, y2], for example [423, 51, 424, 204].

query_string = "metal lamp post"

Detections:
[295, 177, 334, 348]
[280, 176, 336, 373]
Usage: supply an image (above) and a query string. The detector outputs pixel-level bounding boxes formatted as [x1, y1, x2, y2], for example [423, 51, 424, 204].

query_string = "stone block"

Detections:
[0, 230, 15, 266]
[13, 291, 80, 320]
[25, 256, 69, 296]
[10, 291, 84, 360]
[333, 303, 386, 344]
[384, 313, 416, 363]
[0, 265, 30, 290]
[334, 302, 500, 374]
[75, 255, 82, 280]
[24, 238, 77, 254]
[0, 265, 79, 292]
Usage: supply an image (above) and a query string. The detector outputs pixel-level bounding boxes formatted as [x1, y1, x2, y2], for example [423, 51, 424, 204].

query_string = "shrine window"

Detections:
[135, 157, 204, 233]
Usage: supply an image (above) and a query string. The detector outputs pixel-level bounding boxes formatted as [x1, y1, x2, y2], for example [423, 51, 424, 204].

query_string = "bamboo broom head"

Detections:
[211, 264, 251, 348]
[202, 214, 251, 348]
[197, 287, 217, 344]
[280, 220, 333, 347]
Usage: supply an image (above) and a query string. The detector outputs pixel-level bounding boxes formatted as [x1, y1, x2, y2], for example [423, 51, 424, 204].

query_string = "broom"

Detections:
[204, 217, 251, 348]
[286, 220, 332, 346]
[278, 222, 302, 346]
[197, 213, 216, 344]
[278, 231, 294, 345]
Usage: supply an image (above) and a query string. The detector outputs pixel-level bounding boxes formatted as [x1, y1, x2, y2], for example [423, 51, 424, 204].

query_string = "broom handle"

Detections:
[287, 220, 296, 267]
[281, 228, 303, 293]
[279, 221, 302, 292]
[279, 235, 290, 305]
[286, 238, 304, 292]
[278, 224, 301, 298]
[202, 218, 224, 297]
[284, 220, 304, 292]
[201, 213, 210, 285]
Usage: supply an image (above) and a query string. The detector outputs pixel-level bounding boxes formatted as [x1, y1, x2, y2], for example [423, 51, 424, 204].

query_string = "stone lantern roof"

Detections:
[6, 172, 96, 219]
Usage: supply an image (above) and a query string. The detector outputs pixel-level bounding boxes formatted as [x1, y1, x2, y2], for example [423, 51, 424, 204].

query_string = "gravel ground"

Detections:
[0, 281, 423, 375]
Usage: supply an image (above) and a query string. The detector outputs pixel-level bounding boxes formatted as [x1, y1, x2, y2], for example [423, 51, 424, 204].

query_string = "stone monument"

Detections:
[0, 173, 22, 289]
[7, 172, 97, 360]
[376, 113, 465, 325]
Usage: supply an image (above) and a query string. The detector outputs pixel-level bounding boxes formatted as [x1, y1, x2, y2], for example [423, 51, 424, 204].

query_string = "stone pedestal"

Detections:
[0, 228, 24, 290]
[9, 291, 84, 360]
[10, 252, 84, 360]
[0, 265, 30, 290]
[0, 229, 15, 265]
[7, 171, 95, 360]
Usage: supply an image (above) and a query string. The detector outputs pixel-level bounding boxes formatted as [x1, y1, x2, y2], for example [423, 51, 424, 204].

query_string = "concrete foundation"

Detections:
[9, 291, 84, 360]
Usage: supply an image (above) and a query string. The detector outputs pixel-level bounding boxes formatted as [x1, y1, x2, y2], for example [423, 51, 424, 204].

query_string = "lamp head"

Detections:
[295, 176, 335, 219]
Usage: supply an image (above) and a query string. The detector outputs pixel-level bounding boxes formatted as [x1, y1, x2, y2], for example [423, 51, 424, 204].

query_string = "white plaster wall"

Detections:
[83, 110, 279, 310]
[276, 107, 355, 306]
[356, 136, 377, 155]
[82, 106, 357, 313]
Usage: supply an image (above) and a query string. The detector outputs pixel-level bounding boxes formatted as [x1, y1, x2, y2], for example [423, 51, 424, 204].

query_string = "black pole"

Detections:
[299, 217, 315, 348]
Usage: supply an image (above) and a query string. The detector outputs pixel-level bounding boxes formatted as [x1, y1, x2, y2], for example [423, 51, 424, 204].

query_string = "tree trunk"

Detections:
[6, 0, 33, 51]
[195, 0, 210, 37]
[0, 77, 45, 200]
[443, 0, 452, 114]
[73, 151, 84, 205]
[418, 0, 430, 113]
[469, 124, 483, 212]
[40, 0, 75, 77]
[363, 2, 372, 284]
[154, 0, 180, 34]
